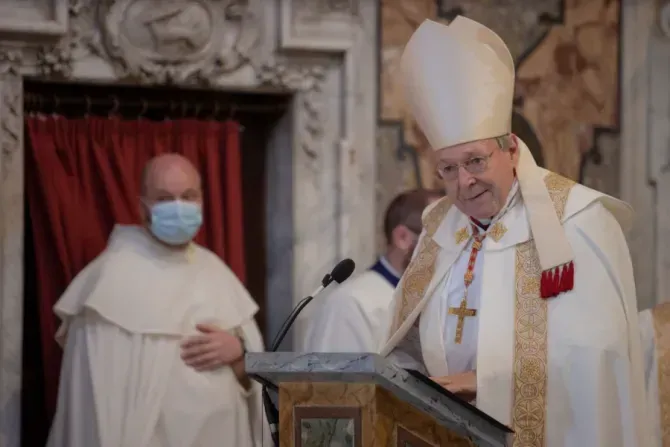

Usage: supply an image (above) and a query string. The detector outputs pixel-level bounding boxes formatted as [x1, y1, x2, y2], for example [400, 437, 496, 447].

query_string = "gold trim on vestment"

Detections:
[489, 222, 507, 242]
[387, 173, 575, 447]
[455, 227, 469, 244]
[388, 198, 451, 336]
[512, 240, 548, 446]
[651, 302, 670, 446]
[511, 172, 574, 447]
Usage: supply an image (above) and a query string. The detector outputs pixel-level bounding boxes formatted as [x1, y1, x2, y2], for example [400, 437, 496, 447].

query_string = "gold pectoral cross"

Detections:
[448, 298, 477, 344]
[447, 224, 485, 344]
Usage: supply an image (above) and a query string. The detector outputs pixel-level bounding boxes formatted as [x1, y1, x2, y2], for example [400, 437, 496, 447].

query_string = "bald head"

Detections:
[141, 153, 202, 199]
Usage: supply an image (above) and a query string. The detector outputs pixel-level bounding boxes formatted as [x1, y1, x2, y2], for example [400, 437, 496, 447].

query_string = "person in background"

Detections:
[47, 153, 270, 447]
[300, 188, 442, 353]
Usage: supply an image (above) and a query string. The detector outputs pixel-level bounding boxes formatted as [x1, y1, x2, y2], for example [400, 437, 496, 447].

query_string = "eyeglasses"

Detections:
[436, 152, 494, 180]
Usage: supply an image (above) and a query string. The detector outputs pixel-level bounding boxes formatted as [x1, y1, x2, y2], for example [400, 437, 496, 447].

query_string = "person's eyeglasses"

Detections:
[436, 152, 494, 180]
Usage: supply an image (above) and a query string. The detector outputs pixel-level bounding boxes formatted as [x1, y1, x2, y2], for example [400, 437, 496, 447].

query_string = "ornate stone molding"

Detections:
[38, 0, 264, 85]
[257, 60, 327, 159]
[0, 48, 23, 173]
[0, 0, 68, 37]
[281, 0, 360, 51]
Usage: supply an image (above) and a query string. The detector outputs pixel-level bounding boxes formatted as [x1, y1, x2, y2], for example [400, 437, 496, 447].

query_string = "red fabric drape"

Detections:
[25, 115, 246, 423]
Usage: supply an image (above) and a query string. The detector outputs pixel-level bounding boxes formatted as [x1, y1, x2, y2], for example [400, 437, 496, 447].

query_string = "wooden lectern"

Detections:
[246, 352, 513, 447]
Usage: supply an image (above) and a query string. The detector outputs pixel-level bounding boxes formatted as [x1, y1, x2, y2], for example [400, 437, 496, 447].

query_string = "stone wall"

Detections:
[376, 0, 622, 247]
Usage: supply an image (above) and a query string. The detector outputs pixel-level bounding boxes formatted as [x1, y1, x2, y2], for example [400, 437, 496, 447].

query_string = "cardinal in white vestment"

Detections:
[300, 189, 442, 353]
[46, 154, 271, 447]
[378, 17, 650, 447]
[639, 302, 670, 447]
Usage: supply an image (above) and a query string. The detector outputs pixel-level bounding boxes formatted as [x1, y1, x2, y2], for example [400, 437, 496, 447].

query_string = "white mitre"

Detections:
[400, 16, 515, 149]
[401, 17, 577, 296]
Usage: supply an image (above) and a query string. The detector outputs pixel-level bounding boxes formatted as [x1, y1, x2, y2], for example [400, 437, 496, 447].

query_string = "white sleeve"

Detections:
[301, 292, 378, 353]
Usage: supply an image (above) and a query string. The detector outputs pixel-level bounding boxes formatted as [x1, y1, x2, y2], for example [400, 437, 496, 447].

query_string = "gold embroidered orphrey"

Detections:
[455, 227, 469, 244]
[489, 221, 507, 242]
[512, 173, 573, 447]
[386, 172, 575, 447]
[652, 302, 670, 446]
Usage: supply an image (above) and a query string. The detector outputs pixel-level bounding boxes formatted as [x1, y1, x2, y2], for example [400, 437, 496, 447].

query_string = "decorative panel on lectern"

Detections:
[246, 353, 513, 447]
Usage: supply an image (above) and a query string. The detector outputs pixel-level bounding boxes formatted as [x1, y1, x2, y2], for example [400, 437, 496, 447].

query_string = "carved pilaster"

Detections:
[0, 46, 23, 447]
[257, 60, 327, 160]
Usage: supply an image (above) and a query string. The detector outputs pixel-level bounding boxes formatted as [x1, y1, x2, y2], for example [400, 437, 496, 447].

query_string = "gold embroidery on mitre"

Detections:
[511, 173, 574, 447]
[388, 198, 451, 337]
[488, 222, 507, 242]
[651, 303, 670, 445]
[455, 227, 469, 244]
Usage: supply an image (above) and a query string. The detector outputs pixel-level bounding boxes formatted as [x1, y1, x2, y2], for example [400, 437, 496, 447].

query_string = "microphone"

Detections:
[269, 258, 355, 352]
[262, 258, 356, 446]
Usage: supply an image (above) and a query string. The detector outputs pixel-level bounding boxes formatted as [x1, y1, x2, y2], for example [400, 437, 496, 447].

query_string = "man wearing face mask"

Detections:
[47, 154, 270, 447]
[300, 189, 442, 353]
[378, 17, 650, 447]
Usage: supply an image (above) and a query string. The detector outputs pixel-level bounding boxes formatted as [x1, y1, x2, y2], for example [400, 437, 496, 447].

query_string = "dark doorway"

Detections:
[20, 80, 290, 445]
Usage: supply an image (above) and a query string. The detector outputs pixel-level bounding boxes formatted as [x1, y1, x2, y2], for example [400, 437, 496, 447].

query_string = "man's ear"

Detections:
[391, 224, 415, 251]
[509, 133, 520, 167]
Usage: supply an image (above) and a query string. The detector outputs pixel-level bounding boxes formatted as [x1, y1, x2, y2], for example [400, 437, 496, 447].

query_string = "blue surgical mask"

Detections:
[149, 200, 203, 245]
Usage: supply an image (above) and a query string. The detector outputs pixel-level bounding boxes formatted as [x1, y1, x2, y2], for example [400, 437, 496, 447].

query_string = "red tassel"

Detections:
[540, 261, 574, 299]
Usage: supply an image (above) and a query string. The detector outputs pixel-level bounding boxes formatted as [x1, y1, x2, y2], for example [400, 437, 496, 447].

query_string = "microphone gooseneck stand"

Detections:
[261, 258, 356, 446]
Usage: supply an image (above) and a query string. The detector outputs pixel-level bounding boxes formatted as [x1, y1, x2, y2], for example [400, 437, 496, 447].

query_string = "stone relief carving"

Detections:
[38, 0, 264, 85]
[0, 49, 23, 176]
[37, 0, 96, 78]
[33, 0, 330, 160]
[257, 60, 327, 159]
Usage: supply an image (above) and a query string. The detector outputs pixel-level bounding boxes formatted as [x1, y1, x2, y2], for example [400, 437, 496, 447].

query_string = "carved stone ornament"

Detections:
[0, 48, 23, 169]
[38, 0, 264, 85]
[0, 47, 22, 76]
[98, 0, 263, 84]
[257, 60, 327, 159]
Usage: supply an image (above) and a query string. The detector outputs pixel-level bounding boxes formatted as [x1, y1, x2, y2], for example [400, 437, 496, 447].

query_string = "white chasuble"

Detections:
[379, 172, 650, 447]
[47, 225, 271, 447]
[639, 302, 670, 447]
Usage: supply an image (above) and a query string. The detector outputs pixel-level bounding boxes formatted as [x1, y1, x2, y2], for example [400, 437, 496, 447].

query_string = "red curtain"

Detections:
[25, 115, 246, 424]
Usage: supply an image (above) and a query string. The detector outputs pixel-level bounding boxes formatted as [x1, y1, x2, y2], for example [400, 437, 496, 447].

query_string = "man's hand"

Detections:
[431, 371, 477, 401]
[180, 323, 244, 372]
